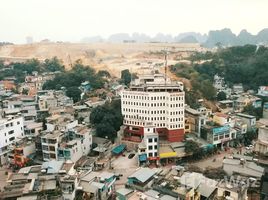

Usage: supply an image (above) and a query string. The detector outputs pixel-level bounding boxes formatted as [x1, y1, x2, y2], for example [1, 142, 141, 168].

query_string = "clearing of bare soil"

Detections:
[0, 42, 203, 77]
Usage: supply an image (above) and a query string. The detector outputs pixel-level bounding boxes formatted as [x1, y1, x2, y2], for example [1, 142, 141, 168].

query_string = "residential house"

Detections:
[236, 113, 256, 132]
[255, 125, 268, 155]
[223, 158, 265, 178]
[258, 86, 268, 97]
[79, 171, 116, 200]
[216, 179, 248, 200]
[0, 115, 24, 165]
[185, 106, 207, 137]
[127, 167, 157, 191]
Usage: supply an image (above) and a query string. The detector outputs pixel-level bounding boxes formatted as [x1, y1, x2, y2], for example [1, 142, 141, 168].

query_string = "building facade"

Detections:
[0, 116, 24, 165]
[121, 72, 185, 142]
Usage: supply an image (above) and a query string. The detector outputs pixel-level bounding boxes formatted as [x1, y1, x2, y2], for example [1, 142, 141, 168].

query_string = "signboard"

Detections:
[213, 125, 230, 135]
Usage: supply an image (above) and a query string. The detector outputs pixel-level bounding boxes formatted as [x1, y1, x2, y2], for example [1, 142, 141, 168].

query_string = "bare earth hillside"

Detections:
[0, 42, 203, 77]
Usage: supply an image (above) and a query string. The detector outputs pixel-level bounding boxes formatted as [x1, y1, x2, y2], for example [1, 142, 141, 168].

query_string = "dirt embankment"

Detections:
[0, 42, 203, 77]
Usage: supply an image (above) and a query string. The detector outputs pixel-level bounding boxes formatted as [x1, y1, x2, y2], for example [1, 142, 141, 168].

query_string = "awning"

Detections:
[160, 152, 177, 159]
[112, 144, 126, 155]
[93, 146, 107, 153]
[139, 154, 147, 162]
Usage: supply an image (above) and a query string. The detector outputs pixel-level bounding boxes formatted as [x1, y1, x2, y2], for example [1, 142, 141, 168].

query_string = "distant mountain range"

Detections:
[81, 28, 268, 48]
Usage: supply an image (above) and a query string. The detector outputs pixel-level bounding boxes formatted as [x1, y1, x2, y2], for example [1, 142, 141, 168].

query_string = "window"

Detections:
[154, 145, 158, 149]
[8, 130, 14, 135]
[149, 153, 153, 157]
[154, 152, 158, 157]
[148, 138, 153, 143]
[17, 121, 20, 125]
[9, 137, 15, 142]
[148, 145, 153, 150]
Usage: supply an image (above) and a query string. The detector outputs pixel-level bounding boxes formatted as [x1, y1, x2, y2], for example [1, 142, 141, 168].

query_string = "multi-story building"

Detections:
[185, 106, 207, 137]
[121, 72, 185, 142]
[41, 120, 92, 162]
[255, 125, 268, 155]
[236, 113, 256, 132]
[138, 123, 159, 164]
[201, 124, 235, 148]
[0, 115, 24, 165]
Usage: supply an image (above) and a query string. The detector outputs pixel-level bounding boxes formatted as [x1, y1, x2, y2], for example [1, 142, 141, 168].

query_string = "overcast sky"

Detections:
[1, 0, 268, 44]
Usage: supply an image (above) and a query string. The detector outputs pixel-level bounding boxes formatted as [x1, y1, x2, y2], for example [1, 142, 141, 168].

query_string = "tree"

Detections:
[43, 57, 65, 72]
[120, 69, 132, 85]
[66, 87, 81, 103]
[217, 91, 227, 101]
[185, 140, 200, 154]
[97, 70, 111, 78]
[90, 99, 123, 140]
[243, 104, 263, 120]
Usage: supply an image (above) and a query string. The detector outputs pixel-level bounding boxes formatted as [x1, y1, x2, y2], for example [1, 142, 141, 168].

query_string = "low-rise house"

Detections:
[127, 167, 157, 191]
[236, 113, 256, 132]
[175, 172, 218, 200]
[24, 122, 43, 136]
[213, 112, 231, 126]
[116, 188, 134, 200]
[233, 84, 244, 94]
[60, 175, 78, 200]
[223, 158, 265, 178]
[79, 171, 116, 200]
[201, 124, 234, 148]
[258, 86, 268, 97]
[216, 179, 248, 200]
[255, 125, 268, 156]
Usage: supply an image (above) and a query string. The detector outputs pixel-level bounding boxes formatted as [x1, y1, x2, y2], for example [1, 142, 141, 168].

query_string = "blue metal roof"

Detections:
[139, 154, 147, 162]
[112, 144, 126, 154]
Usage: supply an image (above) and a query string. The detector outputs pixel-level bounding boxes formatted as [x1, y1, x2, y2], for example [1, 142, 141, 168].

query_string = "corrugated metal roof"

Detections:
[128, 168, 156, 183]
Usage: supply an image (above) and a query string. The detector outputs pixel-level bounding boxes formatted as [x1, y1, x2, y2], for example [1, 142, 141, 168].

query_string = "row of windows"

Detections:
[123, 108, 184, 115]
[123, 95, 184, 101]
[122, 101, 167, 107]
[124, 115, 183, 123]
[124, 115, 166, 121]
[170, 118, 183, 122]
[5, 121, 20, 128]
[148, 145, 158, 150]
[124, 120, 183, 129]
[122, 101, 184, 108]
[148, 138, 158, 143]
[148, 152, 158, 157]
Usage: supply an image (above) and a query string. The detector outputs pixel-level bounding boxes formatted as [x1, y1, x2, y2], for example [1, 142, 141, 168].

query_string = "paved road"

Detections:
[110, 152, 138, 189]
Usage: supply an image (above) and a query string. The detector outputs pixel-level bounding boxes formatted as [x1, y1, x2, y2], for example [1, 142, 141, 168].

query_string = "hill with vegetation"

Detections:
[170, 45, 268, 108]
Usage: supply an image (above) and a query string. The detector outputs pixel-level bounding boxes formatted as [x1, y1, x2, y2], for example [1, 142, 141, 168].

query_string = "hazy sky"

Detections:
[1, 0, 268, 43]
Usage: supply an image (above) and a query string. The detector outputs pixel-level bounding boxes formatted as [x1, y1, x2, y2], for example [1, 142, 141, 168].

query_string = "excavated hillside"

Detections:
[0, 42, 203, 77]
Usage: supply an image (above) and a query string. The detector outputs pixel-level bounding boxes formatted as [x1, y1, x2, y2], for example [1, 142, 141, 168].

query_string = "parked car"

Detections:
[128, 153, 135, 159]
[246, 145, 254, 150]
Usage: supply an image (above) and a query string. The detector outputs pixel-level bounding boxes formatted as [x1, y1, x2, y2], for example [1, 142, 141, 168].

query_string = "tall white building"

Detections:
[121, 70, 185, 142]
[0, 116, 24, 164]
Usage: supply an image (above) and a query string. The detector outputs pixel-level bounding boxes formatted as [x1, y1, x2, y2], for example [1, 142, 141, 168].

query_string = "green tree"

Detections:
[185, 140, 200, 154]
[120, 69, 132, 85]
[90, 99, 123, 140]
[97, 70, 111, 78]
[217, 91, 227, 101]
[243, 104, 263, 120]
[66, 87, 81, 103]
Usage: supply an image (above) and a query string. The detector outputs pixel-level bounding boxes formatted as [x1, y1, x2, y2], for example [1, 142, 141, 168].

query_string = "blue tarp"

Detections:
[139, 154, 147, 162]
[112, 144, 126, 155]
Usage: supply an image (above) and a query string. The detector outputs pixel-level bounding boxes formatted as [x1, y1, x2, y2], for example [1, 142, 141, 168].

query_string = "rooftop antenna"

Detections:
[164, 50, 168, 85]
